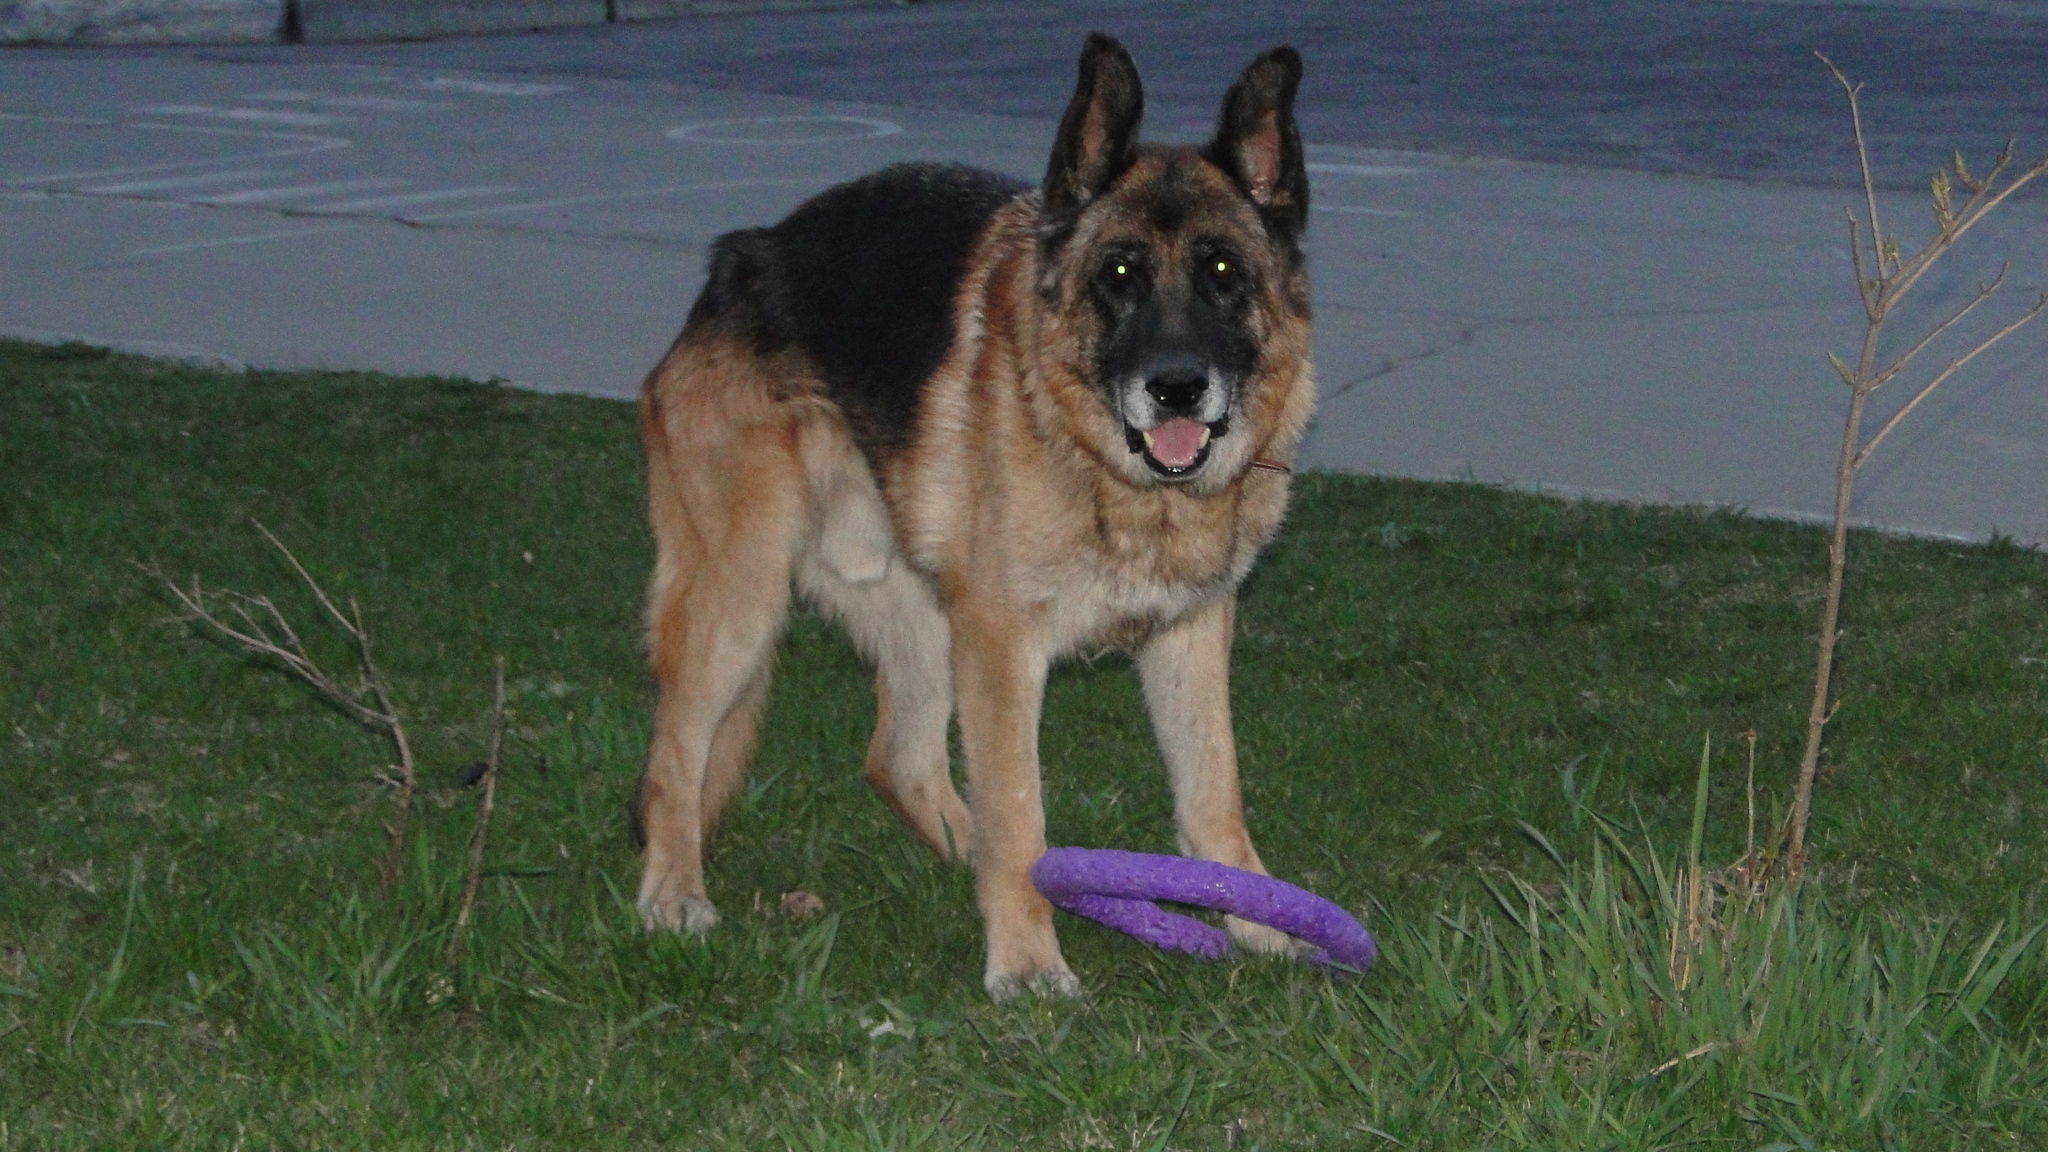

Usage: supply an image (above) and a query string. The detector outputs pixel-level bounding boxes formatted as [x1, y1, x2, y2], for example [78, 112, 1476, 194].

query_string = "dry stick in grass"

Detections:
[448, 656, 507, 965]
[1787, 56, 2048, 887]
[1738, 729, 1764, 899]
[150, 521, 420, 895]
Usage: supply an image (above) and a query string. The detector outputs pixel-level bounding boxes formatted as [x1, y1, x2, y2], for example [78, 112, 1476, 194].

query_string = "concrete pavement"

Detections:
[208, 0, 2048, 194]
[0, 0, 898, 45]
[2, 2, 2044, 544]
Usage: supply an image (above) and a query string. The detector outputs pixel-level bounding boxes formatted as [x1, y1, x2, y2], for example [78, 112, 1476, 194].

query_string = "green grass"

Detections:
[3, 337, 2046, 1149]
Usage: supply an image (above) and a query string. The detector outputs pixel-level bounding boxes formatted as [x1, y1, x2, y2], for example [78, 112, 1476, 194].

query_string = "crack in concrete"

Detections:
[1319, 299, 1821, 402]
[1324, 328, 1477, 402]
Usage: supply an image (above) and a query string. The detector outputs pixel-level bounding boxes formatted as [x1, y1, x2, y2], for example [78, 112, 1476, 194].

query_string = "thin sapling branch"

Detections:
[449, 656, 508, 965]
[1784, 60, 2048, 886]
[146, 522, 421, 895]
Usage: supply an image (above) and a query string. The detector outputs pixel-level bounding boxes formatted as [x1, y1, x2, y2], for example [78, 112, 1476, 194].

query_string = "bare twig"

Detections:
[1845, 214, 1879, 321]
[1744, 729, 1757, 868]
[1785, 62, 2048, 887]
[1646, 1041, 1727, 1080]
[254, 521, 355, 636]
[1889, 146, 2044, 306]
[1787, 372, 1870, 886]
[147, 523, 419, 895]
[1821, 55, 2048, 309]
[1864, 265, 2009, 395]
[1825, 60, 1888, 277]
[155, 579, 372, 725]
[1857, 291, 2048, 469]
[449, 656, 508, 965]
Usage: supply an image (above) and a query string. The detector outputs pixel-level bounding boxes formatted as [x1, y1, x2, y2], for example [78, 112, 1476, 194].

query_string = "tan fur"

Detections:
[637, 143, 1315, 1000]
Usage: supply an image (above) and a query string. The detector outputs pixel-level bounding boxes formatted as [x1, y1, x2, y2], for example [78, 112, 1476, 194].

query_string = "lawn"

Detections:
[3, 338, 2045, 1149]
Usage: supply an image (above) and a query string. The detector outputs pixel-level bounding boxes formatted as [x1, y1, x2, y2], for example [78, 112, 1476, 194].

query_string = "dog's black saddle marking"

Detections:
[689, 163, 1029, 466]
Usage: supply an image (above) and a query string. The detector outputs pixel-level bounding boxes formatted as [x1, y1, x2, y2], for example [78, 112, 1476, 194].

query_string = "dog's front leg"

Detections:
[951, 596, 1078, 1001]
[1139, 594, 1302, 957]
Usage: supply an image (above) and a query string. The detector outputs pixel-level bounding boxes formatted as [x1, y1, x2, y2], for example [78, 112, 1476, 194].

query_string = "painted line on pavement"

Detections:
[194, 179, 402, 205]
[1307, 162, 1424, 177]
[139, 104, 352, 128]
[84, 169, 278, 194]
[245, 91, 451, 112]
[665, 116, 901, 144]
[409, 177, 831, 221]
[130, 223, 360, 257]
[0, 111, 111, 126]
[1317, 205, 1414, 217]
[1, 119, 350, 187]
[416, 78, 570, 97]
[303, 185, 520, 213]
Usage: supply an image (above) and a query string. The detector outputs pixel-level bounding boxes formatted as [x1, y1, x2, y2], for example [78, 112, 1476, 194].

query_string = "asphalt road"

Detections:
[194, 0, 2048, 191]
[3, 0, 2045, 543]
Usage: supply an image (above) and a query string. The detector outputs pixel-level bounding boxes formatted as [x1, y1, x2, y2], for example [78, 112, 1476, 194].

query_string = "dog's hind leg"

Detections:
[635, 364, 803, 936]
[700, 661, 772, 840]
[637, 545, 790, 934]
[794, 459, 972, 862]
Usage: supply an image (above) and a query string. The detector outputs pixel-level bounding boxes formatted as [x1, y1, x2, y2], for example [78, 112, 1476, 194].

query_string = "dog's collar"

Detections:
[1251, 457, 1291, 474]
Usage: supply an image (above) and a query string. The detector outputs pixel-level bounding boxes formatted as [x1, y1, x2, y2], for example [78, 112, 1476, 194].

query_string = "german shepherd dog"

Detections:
[635, 33, 1314, 1000]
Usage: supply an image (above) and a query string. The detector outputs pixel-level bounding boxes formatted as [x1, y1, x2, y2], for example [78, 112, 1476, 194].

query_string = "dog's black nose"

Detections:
[1144, 370, 1207, 414]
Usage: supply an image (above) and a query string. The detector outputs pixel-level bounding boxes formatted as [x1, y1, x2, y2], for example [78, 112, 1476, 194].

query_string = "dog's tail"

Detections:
[683, 227, 779, 339]
[643, 227, 785, 407]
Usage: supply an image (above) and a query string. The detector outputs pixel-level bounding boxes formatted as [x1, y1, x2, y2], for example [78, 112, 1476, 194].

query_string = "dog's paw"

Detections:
[1226, 914, 1307, 958]
[639, 894, 720, 936]
[985, 964, 1083, 1003]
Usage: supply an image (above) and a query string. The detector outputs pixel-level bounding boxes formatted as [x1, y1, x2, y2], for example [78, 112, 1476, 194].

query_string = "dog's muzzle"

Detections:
[1123, 368, 1230, 478]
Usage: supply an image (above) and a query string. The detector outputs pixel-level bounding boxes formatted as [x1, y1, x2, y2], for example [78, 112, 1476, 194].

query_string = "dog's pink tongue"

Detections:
[1146, 418, 1206, 469]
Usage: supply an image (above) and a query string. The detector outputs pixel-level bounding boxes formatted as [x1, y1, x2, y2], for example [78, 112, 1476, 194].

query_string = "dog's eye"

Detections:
[1202, 254, 1245, 297]
[1096, 255, 1147, 301]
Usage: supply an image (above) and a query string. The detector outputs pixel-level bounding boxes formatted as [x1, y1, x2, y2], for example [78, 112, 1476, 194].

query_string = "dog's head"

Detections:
[1037, 33, 1313, 494]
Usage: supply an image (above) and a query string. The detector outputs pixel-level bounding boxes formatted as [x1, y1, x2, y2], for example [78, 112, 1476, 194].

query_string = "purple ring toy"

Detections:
[1031, 847, 1376, 972]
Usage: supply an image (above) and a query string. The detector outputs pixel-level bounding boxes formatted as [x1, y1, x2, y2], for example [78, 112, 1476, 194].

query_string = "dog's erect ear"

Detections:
[1043, 32, 1144, 228]
[1206, 46, 1307, 241]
